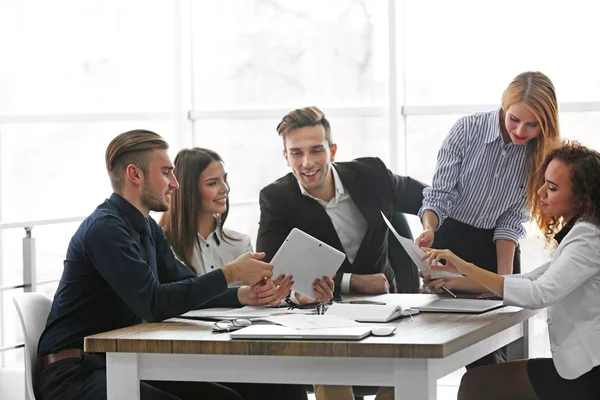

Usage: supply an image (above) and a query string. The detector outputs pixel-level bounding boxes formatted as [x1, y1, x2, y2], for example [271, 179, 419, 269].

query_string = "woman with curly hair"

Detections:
[423, 142, 600, 399]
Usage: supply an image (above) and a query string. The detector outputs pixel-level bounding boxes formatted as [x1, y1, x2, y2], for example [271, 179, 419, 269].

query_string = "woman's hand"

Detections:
[420, 272, 464, 294]
[238, 274, 293, 307]
[415, 228, 435, 248]
[421, 247, 472, 275]
[295, 275, 335, 304]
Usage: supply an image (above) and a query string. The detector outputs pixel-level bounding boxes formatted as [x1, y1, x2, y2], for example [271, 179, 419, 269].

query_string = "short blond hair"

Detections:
[276, 106, 333, 148]
[105, 129, 169, 191]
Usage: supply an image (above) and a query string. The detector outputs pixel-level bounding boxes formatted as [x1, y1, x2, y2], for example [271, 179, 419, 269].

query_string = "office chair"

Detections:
[13, 293, 53, 400]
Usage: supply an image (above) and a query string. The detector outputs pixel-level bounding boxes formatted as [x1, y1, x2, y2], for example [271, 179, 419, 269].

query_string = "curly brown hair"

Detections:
[540, 141, 600, 241]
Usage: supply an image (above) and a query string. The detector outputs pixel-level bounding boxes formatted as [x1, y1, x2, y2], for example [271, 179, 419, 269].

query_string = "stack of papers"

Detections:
[180, 306, 314, 320]
[326, 303, 411, 323]
[261, 314, 362, 330]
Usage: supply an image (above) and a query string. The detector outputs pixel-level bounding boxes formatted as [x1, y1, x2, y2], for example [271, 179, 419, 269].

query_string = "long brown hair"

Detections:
[160, 147, 236, 272]
[501, 71, 561, 233]
[540, 141, 600, 241]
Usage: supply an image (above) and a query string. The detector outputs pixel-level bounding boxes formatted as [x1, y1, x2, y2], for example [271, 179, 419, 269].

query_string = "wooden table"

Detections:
[85, 294, 538, 400]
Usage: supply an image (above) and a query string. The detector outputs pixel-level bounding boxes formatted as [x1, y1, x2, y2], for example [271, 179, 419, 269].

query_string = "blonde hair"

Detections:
[105, 129, 169, 192]
[501, 71, 560, 233]
[276, 106, 333, 148]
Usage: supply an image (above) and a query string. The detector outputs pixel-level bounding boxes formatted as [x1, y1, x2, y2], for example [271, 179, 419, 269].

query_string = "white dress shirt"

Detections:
[503, 221, 600, 379]
[298, 165, 368, 293]
[190, 228, 253, 277]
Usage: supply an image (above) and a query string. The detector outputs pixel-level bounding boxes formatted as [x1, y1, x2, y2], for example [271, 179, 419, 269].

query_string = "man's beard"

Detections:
[141, 182, 169, 212]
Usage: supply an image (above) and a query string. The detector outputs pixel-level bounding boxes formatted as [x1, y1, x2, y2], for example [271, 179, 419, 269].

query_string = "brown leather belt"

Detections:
[41, 348, 84, 368]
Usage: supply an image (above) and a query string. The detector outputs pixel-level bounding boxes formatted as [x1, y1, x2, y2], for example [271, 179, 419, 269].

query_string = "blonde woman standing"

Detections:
[417, 71, 560, 367]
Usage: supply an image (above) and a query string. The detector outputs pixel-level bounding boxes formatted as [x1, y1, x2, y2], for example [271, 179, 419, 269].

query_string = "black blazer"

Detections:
[256, 157, 426, 293]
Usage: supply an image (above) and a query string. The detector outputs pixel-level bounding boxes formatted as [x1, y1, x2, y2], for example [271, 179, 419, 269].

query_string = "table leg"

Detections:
[393, 359, 436, 400]
[106, 353, 140, 400]
[507, 318, 533, 361]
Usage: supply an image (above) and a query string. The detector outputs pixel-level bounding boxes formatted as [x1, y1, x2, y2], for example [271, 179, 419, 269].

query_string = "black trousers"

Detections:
[433, 217, 521, 369]
[528, 358, 600, 400]
[35, 353, 308, 400]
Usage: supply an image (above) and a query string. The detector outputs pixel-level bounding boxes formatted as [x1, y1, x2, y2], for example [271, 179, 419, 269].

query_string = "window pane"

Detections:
[0, 0, 175, 114]
[404, 0, 600, 104]
[1, 229, 25, 288]
[2, 222, 75, 292]
[561, 112, 600, 149]
[192, 0, 388, 108]
[2, 289, 24, 350]
[405, 114, 461, 185]
[0, 121, 174, 222]
[194, 116, 388, 202]
[1, 347, 24, 369]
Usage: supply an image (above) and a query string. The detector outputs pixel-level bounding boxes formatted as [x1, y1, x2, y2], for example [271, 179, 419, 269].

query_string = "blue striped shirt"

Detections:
[418, 109, 530, 244]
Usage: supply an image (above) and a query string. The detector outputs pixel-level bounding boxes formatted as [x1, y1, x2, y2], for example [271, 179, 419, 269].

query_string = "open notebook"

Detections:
[325, 303, 418, 322]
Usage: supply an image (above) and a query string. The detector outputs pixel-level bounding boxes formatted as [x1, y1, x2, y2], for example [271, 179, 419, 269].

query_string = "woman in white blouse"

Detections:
[423, 141, 600, 399]
[159, 148, 299, 308]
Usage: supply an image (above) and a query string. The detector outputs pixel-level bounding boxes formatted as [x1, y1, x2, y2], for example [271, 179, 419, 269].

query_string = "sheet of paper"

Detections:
[180, 306, 313, 320]
[180, 308, 239, 320]
[262, 314, 362, 330]
[381, 211, 462, 279]
[325, 303, 402, 323]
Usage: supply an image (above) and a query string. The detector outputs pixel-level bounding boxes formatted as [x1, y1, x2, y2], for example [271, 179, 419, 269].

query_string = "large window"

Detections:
[0, 0, 176, 114]
[191, 0, 389, 109]
[403, 0, 600, 105]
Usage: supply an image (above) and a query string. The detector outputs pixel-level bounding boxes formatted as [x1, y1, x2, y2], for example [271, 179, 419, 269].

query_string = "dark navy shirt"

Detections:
[38, 193, 240, 356]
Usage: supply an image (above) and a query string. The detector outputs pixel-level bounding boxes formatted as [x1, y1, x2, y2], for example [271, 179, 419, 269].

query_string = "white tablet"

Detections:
[271, 228, 346, 300]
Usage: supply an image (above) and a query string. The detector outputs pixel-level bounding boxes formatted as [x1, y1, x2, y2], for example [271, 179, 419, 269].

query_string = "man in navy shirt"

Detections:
[35, 130, 306, 400]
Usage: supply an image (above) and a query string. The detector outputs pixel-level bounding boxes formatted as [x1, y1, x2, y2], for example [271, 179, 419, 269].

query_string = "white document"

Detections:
[325, 303, 411, 323]
[271, 228, 346, 300]
[180, 306, 313, 320]
[381, 211, 462, 279]
[262, 314, 362, 330]
[229, 325, 372, 340]
[180, 308, 239, 320]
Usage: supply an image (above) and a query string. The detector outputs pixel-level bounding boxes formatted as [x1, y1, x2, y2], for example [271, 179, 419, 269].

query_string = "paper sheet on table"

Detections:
[180, 306, 314, 320]
[381, 211, 462, 279]
[262, 314, 362, 330]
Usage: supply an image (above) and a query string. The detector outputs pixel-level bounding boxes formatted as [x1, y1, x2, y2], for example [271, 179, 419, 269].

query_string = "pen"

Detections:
[441, 285, 457, 298]
[348, 300, 387, 305]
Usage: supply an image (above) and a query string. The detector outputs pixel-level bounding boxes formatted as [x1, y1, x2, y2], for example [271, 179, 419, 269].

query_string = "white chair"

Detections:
[12, 293, 52, 400]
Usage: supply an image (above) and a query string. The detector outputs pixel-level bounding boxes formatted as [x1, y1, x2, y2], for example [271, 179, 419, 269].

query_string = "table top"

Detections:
[84, 294, 537, 359]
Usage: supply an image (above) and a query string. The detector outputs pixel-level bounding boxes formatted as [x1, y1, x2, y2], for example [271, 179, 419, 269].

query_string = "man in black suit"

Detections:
[257, 106, 427, 297]
[256, 106, 428, 400]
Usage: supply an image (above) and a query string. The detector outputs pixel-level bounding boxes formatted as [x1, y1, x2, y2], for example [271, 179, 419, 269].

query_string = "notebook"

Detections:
[229, 325, 372, 340]
[325, 303, 418, 322]
[413, 298, 504, 314]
